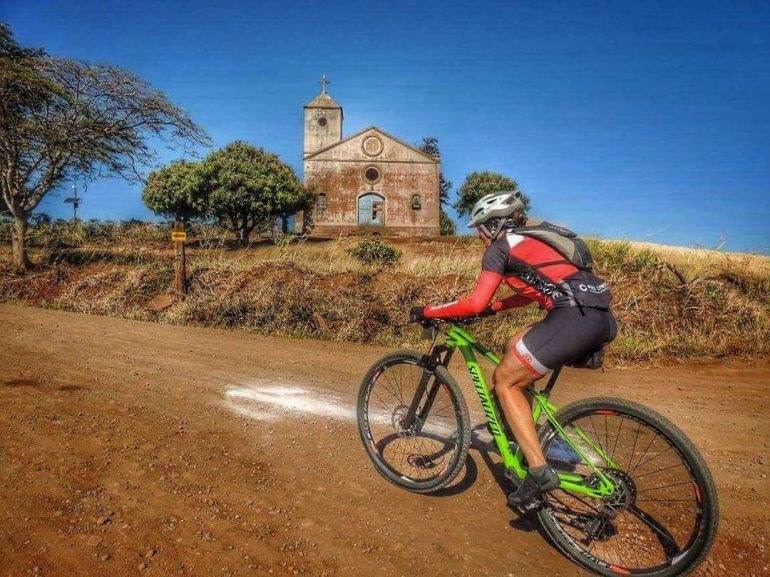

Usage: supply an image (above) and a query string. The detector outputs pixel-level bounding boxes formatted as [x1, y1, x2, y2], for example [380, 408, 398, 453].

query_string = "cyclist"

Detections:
[410, 191, 617, 507]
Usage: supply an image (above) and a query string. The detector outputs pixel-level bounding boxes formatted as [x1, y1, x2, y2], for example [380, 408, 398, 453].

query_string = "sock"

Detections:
[529, 464, 550, 477]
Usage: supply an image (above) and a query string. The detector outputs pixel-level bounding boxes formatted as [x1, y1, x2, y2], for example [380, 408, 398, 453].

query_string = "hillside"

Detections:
[1, 224, 769, 364]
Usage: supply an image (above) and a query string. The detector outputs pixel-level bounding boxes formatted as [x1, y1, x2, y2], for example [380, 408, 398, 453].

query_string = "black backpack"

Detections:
[513, 221, 594, 271]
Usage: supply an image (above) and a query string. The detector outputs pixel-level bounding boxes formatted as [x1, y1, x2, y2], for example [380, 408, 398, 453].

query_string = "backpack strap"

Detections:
[530, 259, 574, 269]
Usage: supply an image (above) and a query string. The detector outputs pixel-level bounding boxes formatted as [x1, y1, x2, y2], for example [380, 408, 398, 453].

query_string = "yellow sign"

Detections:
[171, 231, 187, 242]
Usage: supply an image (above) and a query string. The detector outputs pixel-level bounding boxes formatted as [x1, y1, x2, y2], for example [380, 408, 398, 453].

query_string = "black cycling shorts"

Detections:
[514, 307, 617, 377]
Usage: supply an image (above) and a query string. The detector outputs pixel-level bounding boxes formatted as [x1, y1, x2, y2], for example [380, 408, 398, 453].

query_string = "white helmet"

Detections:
[467, 191, 525, 238]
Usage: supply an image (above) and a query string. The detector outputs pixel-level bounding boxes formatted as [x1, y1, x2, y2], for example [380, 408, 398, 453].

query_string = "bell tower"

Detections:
[304, 75, 343, 158]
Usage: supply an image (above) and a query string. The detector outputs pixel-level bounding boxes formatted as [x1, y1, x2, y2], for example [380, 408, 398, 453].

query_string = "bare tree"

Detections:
[0, 24, 209, 271]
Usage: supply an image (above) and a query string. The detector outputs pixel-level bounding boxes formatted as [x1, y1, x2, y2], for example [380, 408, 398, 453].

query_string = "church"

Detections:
[297, 78, 441, 237]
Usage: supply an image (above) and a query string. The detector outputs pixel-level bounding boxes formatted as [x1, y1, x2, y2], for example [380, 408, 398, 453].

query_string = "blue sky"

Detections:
[4, 0, 769, 252]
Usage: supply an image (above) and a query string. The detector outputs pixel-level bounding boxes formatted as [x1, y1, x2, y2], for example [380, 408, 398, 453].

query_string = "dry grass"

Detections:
[1, 234, 768, 365]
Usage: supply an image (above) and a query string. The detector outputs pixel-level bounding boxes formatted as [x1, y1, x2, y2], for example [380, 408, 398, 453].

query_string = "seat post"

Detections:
[541, 367, 562, 397]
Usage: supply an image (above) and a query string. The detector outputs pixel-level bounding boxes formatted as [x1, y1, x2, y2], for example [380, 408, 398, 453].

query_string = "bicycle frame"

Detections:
[432, 323, 617, 500]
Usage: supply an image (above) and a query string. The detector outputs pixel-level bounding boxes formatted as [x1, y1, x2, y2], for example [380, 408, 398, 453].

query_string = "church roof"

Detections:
[304, 126, 440, 163]
[304, 92, 342, 110]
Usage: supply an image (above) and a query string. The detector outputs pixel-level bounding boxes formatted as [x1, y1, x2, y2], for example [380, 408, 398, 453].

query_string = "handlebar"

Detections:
[412, 309, 496, 329]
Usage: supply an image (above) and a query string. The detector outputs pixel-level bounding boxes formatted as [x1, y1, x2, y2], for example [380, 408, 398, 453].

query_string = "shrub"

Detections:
[347, 238, 402, 266]
[272, 234, 293, 247]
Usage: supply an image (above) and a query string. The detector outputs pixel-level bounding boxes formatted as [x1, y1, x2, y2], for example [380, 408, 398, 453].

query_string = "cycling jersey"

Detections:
[424, 232, 612, 320]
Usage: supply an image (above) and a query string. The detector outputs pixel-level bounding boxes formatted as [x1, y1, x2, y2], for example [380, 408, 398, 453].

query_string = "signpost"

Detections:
[173, 222, 187, 296]
[64, 184, 84, 221]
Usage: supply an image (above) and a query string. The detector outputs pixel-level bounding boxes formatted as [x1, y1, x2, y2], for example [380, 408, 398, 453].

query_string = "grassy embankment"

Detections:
[1, 221, 768, 364]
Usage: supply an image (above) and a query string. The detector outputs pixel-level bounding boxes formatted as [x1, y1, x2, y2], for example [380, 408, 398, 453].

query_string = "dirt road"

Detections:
[1, 304, 768, 576]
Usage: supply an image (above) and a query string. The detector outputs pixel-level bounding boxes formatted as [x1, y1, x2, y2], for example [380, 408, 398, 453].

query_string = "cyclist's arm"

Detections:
[491, 293, 533, 311]
[423, 271, 503, 319]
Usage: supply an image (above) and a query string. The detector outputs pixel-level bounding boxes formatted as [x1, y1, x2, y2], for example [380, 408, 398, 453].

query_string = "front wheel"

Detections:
[357, 350, 471, 493]
[537, 397, 719, 577]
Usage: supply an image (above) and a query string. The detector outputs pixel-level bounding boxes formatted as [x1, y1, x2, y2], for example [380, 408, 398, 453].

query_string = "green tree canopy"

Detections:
[202, 142, 303, 245]
[454, 171, 530, 219]
[142, 160, 207, 223]
[0, 23, 209, 272]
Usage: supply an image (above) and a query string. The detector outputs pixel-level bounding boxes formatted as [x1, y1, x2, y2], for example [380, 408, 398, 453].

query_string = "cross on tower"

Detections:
[318, 74, 330, 94]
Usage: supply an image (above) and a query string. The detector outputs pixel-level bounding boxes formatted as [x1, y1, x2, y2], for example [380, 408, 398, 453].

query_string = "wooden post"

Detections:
[172, 221, 187, 297]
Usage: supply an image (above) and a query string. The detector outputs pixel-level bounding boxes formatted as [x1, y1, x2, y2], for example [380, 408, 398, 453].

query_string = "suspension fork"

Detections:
[400, 345, 454, 431]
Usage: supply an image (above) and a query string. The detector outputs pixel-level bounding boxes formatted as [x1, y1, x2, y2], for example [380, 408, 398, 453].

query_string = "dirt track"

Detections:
[1, 304, 768, 577]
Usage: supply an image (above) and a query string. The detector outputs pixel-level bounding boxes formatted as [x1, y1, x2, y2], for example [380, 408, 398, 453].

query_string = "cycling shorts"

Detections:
[514, 307, 618, 377]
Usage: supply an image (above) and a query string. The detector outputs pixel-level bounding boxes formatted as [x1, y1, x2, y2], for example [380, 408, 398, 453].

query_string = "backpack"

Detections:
[513, 221, 594, 271]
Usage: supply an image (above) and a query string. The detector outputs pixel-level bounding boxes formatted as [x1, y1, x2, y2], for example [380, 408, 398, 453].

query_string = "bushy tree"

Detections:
[202, 142, 302, 245]
[0, 23, 209, 272]
[454, 171, 530, 219]
[142, 160, 206, 223]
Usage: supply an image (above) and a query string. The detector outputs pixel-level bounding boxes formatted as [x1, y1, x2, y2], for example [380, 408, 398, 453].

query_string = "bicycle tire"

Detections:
[536, 397, 719, 577]
[357, 350, 472, 494]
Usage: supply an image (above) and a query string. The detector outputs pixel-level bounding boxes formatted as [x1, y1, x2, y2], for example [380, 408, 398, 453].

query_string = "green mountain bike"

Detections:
[357, 316, 718, 577]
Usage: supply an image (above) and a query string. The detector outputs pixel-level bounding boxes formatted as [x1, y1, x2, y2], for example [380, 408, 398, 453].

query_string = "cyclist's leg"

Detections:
[493, 329, 547, 467]
[496, 307, 617, 468]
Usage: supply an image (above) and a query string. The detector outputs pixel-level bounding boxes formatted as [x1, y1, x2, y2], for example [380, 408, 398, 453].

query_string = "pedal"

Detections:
[507, 494, 542, 513]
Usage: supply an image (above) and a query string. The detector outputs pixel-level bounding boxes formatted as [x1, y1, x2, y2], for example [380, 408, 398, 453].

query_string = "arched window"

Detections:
[316, 193, 327, 210]
[411, 194, 421, 210]
[358, 193, 384, 225]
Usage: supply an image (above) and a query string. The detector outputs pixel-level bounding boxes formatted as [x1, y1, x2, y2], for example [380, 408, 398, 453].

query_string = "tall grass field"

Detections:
[1, 220, 768, 364]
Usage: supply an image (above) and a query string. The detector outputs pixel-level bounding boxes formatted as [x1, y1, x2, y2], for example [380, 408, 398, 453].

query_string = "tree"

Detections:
[272, 179, 313, 235]
[142, 160, 207, 223]
[418, 137, 456, 236]
[418, 137, 452, 206]
[439, 210, 456, 236]
[202, 142, 303, 245]
[0, 24, 209, 272]
[454, 171, 530, 219]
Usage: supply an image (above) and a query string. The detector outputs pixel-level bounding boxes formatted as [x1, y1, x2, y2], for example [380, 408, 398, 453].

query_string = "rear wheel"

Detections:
[537, 397, 718, 577]
[357, 350, 471, 493]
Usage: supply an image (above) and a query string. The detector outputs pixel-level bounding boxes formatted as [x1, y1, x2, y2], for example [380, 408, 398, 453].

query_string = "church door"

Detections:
[358, 193, 384, 225]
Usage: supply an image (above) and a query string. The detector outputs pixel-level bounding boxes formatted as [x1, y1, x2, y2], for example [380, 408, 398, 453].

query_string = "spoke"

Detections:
[610, 416, 624, 462]
[371, 389, 393, 413]
[632, 430, 659, 472]
[637, 497, 695, 503]
[378, 373, 403, 406]
[587, 415, 606, 458]
[633, 462, 686, 480]
[635, 498, 696, 516]
[627, 421, 643, 470]
[631, 444, 674, 474]
[382, 370, 405, 405]
[638, 480, 694, 494]
[630, 506, 681, 549]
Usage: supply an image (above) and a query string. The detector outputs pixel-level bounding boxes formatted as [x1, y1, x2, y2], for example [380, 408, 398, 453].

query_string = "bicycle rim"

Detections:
[539, 400, 716, 576]
[360, 355, 466, 489]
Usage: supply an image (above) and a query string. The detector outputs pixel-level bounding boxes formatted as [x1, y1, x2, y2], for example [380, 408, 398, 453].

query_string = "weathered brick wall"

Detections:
[303, 107, 342, 157]
[302, 129, 441, 237]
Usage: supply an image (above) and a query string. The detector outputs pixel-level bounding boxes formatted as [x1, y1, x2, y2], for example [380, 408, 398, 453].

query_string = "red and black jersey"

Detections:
[424, 233, 611, 319]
